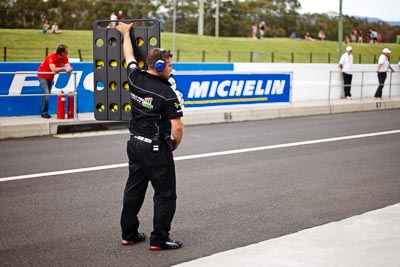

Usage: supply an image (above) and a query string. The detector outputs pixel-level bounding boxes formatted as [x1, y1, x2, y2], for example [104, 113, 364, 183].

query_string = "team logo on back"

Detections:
[143, 97, 154, 109]
[130, 93, 154, 109]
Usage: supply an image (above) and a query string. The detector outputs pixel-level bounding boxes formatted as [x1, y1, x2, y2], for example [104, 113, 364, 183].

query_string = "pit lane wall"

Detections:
[1, 62, 399, 117]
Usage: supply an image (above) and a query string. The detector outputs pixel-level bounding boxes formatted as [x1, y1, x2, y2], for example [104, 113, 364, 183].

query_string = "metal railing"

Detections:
[2, 47, 88, 62]
[0, 71, 78, 119]
[3, 47, 398, 64]
[328, 71, 399, 102]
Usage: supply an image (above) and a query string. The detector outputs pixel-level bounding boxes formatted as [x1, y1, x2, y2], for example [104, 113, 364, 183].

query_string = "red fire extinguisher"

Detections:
[67, 93, 74, 119]
[57, 94, 66, 119]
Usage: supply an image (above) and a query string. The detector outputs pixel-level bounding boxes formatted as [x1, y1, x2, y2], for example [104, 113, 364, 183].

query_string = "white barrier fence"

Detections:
[234, 63, 400, 102]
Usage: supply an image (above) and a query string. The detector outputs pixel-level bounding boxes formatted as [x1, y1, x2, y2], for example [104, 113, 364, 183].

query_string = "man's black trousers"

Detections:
[121, 137, 177, 246]
[375, 72, 387, 98]
[342, 72, 353, 97]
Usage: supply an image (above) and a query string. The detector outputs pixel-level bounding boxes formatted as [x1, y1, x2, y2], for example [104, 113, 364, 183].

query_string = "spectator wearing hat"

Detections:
[339, 46, 354, 99]
[374, 48, 395, 99]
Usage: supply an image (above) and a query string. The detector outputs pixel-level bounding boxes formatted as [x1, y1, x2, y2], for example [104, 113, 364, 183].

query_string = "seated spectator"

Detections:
[290, 32, 297, 40]
[42, 20, 50, 34]
[51, 22, 62, 34]
[318, 30, 326, 41]
[304, 32, 314, 41]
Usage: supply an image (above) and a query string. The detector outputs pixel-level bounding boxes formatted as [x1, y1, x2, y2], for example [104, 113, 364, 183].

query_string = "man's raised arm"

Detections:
[116, 22, 135, 64]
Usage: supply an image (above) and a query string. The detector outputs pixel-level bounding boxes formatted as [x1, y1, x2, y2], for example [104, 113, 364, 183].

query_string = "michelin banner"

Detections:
[172, 72, 291, 107]
[0, 63, 291, 117]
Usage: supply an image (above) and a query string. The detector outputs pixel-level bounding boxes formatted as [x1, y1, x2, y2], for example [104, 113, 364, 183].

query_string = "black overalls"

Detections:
[120, 62, 183, 246]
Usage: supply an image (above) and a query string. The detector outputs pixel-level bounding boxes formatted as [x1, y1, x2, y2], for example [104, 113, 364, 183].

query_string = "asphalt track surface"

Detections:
[1, 110, 400, 266]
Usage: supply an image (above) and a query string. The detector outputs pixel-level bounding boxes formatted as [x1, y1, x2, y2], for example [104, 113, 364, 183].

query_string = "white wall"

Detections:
[234, 63, 400, 102]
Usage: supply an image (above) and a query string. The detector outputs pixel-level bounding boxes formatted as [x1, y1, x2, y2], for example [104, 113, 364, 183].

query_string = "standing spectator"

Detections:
[259, 21, 266, 39]
[365, 30, 371, 43]
[109, 12, 117, 28]
[374, 48, 395, 99]
[117, 10, 124, 20]
[377, 32, 382, 43]
[51, 22, 62, 34]
[351, 29, 358, 42]
[37, 44, 73, 119]
[116, 22, 184, 251]
[338, 46, 354, 99]
[344, 35, 350, 44]
[251, 23, 258, 39]
[370, 29, 378, 44]
[357, 30, 363, 43]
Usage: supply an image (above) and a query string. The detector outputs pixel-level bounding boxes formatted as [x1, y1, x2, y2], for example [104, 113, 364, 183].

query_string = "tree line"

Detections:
[1, 0, 399, 43]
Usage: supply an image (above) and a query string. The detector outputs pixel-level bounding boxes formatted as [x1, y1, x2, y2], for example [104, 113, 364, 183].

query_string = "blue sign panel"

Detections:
[0, 62, 94, 116]
[0, 63, 291, 116]
[173, 73, 291, 107]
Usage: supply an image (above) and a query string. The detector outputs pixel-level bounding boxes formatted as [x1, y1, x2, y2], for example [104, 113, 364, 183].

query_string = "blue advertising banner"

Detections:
[0, 62, 94, 116]
[0, 62, 291, 116]
[172, 72, 291, 107]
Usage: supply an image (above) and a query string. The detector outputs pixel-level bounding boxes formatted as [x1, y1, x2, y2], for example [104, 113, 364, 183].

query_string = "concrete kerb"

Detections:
[0, 123, 50, 140]
[48, 119, 128, 135]
[1, 98, 400, 140]
[0, 113, 128, 140]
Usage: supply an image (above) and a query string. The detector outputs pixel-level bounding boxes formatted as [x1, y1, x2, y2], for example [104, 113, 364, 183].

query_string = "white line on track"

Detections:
[1, 129, 400, 183]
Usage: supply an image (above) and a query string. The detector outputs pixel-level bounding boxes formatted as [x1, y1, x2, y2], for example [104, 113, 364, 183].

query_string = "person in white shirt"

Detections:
[109, 12, 117, 28]
[338, 46, 353, 99]
[374, 48, 395, 99]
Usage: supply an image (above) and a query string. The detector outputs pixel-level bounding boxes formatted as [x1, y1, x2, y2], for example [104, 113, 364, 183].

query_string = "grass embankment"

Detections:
[0, 29, 398, 63]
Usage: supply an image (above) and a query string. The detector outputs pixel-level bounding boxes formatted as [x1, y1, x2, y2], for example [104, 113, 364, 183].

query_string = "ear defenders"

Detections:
[153, 49, 166, 72]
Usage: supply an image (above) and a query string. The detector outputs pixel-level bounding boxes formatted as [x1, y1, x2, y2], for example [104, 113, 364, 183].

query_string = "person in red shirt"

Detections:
[37, 44, 73, 118]
[117, 10, 124, 20]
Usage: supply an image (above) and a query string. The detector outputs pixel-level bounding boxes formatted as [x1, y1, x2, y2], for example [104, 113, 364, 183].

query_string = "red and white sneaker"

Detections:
[121, 232, 146, 246]
[149, 239, 183, 251]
